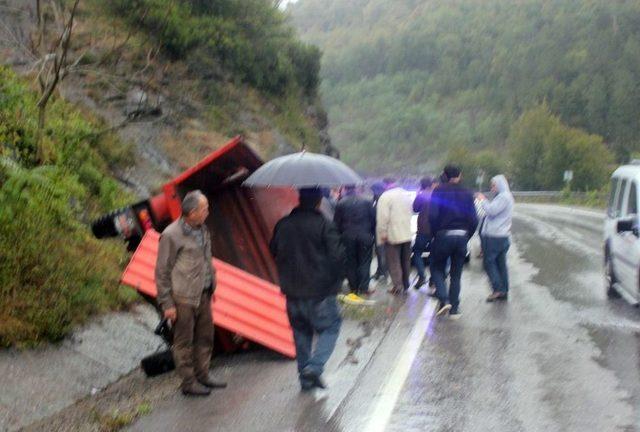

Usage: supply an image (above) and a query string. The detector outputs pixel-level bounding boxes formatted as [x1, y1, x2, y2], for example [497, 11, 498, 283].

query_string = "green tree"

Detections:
[508, 105, 556, 190]
[509, 105, 613, 191]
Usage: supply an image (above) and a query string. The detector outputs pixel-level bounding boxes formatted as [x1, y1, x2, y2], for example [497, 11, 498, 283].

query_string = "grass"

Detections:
[0, 66, 138, 347]
[340, 303, 382, 321]
[92, 402, 153, 431]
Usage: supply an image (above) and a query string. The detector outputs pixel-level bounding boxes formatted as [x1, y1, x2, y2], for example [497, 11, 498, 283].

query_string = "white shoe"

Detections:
[435, 302, 452, 316]
[449, 311, 462, 320]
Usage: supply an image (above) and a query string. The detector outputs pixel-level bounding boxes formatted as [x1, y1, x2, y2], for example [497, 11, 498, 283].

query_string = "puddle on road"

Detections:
[585, 325, 640, 413]
[513, 218, 602, 308]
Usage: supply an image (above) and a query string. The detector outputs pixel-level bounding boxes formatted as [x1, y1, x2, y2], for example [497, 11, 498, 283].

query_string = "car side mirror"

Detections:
[617, 219, 638, 236]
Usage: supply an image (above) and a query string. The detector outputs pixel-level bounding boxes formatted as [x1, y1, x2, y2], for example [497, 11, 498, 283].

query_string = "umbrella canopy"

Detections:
[243, 151, 362, 188]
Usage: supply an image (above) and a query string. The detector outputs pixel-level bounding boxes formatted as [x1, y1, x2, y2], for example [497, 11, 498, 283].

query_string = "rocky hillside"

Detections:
[0, 0, 331, 346]
[1, 0, 334, 196]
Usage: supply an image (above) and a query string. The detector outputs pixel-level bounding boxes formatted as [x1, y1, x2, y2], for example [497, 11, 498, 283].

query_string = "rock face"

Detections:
[305, 105, 338, 157]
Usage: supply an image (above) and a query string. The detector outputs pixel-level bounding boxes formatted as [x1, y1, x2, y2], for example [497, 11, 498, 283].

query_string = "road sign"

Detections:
[563, 170, 573, 182]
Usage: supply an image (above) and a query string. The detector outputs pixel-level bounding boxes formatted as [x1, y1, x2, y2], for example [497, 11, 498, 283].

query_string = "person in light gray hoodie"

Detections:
[476, 175, 514, 302]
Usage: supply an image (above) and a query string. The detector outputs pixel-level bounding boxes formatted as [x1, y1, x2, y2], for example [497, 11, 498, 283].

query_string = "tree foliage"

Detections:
[509, 105, 613, 191]
[106, 0, 321, 96]
[444, 147, 507, 190]
[291, 0, 640, 182]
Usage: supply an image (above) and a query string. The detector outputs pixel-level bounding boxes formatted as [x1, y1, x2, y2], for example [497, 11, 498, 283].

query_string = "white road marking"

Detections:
[363, 297, 438, 432]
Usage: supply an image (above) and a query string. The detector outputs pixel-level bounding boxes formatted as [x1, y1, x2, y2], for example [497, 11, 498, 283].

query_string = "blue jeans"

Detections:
[482, 236, 510, 293]
[430, 234, 468, 311]
[411, 233, 431, 280]
[286, 296, 342, 383]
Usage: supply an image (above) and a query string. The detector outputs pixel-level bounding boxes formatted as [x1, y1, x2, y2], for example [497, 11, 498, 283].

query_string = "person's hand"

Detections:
[164, 307, 177, 323]
[476, 193, 486, 201]
[380, 235, 388, 244]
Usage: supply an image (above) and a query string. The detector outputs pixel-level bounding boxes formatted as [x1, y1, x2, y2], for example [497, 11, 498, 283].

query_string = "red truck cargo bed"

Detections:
[121, 230, 295, 358]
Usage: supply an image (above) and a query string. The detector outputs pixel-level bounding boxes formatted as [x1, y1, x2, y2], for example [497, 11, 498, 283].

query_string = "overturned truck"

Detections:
[92, 137, 298, 359]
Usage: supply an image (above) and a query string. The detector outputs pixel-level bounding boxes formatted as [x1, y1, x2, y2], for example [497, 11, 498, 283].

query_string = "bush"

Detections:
[0, 66, 136, 347]
[0, 167, 134, 346]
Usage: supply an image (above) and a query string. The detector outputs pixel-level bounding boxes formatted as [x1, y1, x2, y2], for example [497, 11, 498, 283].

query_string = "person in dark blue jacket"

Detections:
[429, 166, 478, 319]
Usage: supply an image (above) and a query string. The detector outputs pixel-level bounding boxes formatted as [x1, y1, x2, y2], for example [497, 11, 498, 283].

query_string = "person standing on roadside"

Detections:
[156, 190, 227, 397]
[476, 175, 514, 302]
[371, 181, 389, 280]
[412, 176, 436, 290]
[270, 188, 346, 392]
[376, 178, 414, 294]
[334, 185, 376, 298]
[429, 166, 478, 319]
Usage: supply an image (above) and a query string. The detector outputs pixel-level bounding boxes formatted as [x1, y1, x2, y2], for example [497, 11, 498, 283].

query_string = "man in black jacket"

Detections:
[412, 176, 436, 290]
[334, 185, 376, 296]
[428, 166, 478, 319]
[270, 188, 346, 391]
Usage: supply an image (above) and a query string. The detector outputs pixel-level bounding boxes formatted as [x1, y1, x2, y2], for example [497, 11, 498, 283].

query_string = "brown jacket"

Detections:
[155, 219, 216, 311]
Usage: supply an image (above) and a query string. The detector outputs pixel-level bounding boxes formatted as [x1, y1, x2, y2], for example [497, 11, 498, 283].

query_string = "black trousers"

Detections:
[430, 234, 467, 311]
[374, 244, 388, 277]
[343, 236, 374, 294]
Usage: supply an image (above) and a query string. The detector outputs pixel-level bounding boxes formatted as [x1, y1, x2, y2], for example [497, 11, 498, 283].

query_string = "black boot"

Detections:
[197, 375, 228, 389]
[181, 382, 212, 397]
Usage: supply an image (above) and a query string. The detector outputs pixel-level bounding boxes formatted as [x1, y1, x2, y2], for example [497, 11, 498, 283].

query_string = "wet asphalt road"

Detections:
[128, 204, 640, 432]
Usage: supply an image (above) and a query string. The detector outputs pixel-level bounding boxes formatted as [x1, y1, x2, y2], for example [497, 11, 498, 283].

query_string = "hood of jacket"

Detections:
[492, 175, 511, 194]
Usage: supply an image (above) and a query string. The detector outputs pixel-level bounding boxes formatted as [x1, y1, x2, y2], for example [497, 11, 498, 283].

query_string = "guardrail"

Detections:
[511, 191, 570, 197]
[510, 190, 606, 208]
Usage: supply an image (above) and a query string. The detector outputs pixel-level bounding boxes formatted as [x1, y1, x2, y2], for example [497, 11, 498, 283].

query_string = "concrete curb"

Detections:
[0, 305, 159, 432]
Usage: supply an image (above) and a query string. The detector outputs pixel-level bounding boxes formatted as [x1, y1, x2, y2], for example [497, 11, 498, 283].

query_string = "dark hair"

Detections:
[298, 188, 323, 209]
[371, 181, 386, 195]
[343, 185, 356, 196]
[443, 165, 461, 180]
[420, 176, 434, 190]
[181, 190, 205, 215]
[383, 177, 396, 185]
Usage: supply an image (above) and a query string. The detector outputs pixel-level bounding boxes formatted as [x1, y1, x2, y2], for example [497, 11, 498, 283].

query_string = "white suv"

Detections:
[604, 163, 640, 304]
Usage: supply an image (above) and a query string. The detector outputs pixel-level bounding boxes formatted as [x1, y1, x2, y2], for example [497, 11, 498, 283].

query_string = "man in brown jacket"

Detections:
[155, 190, 227, 396]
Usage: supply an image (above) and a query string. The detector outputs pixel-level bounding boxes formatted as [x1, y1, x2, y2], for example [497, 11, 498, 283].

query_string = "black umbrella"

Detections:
[242, 151, 362, 188]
